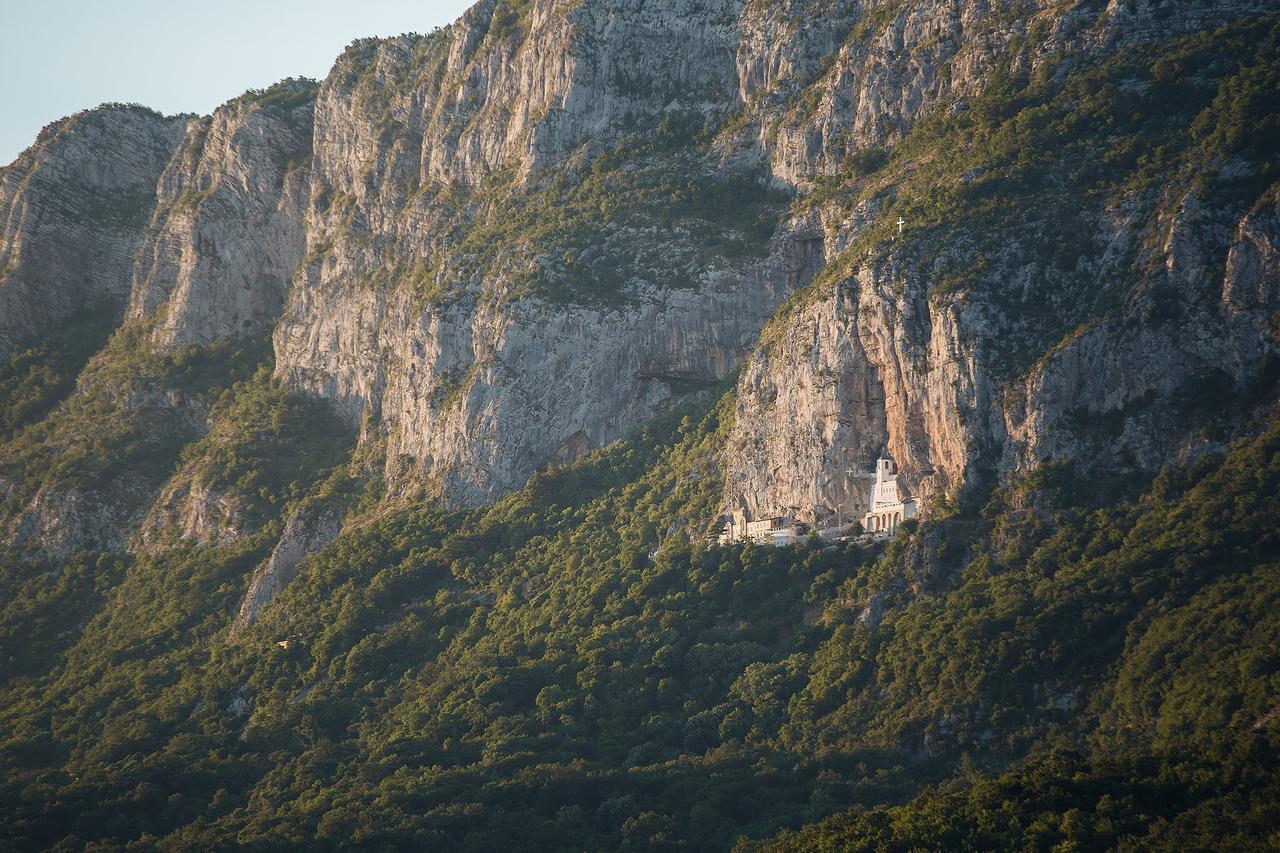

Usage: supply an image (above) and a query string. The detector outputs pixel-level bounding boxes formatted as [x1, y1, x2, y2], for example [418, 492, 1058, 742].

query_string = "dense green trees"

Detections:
[0, 305, 115, 441]
[1, 373, 1277, 848]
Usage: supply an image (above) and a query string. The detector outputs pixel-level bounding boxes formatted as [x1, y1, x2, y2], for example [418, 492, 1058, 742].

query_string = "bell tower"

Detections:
[863, 455, 917, 537]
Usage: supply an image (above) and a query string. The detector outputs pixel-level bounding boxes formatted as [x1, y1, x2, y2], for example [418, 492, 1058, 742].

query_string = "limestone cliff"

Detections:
[736, 0, 1272, 186]
[722, 27, 1280, 526]
[277, 225, 822, 504]
[725, 195, 1280, 524]
[1, 0, 1276, 563]
[722, 254, 986, 524]
[271, 0, 818, 505]
[233, 502, 345, 630]
[128, 80, 317, 348]
[0, 105, 186, 356]
[1001, 188, 1280, 474]
[272, 0, 1277, 516]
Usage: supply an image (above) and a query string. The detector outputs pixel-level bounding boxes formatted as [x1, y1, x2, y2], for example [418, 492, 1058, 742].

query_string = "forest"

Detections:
[1, 372, 1277, 848]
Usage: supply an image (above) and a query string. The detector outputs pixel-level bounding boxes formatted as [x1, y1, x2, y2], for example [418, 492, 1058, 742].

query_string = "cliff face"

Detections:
[297, 0, 743, 192]
[1004, 190, 1279, 456]
[722, 188, 1280, 523]
[276, 226, 822, 503]
[719, 0, 1280, 523]
[233, 501, 345, 630]
[127, 82, 317, 348]
[1, 0, 1276, 560]
[270, 0, 1277, 515]
[737, 0, 1272, 184]
[270, 0, 818, 504]
[722, 253, 987, 523]
[0, 106, 186, 356]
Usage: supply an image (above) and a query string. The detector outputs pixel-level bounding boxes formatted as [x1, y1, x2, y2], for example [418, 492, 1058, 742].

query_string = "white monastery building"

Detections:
[718, 513, 809, 546]
[718, 455, 919, 546]
[862, 457, 917, 535]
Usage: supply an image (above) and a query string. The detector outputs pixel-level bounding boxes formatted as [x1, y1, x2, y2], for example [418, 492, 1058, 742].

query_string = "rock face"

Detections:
[271, 0, 821, 505]
[278, 226, 823, 503]
[4, 481, 144, 557]
[302, 0, 743, 192]
[722, 187, 1280, 523]
[136, 475, 245, 553]
[128, 82, 316, 348]
[736, 0, 1271, 184]
[1224, 186, 1280, 318]
[271, 0, 1277, 514]
[1001, 190, 1280, 474]
[714, 0, 1280, 522]
[722, 260, 986, 523]
[0, 105, 186, 356]
[1, 0, 1277, 560]
[233, 503, 344, 630]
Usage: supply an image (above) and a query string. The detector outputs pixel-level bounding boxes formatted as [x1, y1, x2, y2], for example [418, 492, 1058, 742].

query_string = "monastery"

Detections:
[719, 454, 918, 546]
[861, 456, 917, 535]
[717, 513, 810, 547]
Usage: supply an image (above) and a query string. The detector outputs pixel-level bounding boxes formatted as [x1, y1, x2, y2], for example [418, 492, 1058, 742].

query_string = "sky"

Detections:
[0, 0, 474, 166]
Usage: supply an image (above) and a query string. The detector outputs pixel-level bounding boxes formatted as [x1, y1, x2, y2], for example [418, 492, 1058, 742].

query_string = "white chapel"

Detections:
[862, 456, 917, 536]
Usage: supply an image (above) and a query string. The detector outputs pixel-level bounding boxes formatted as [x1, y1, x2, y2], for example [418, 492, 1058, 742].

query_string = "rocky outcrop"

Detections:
[233, 503, 345, 630]
[0, 105, 186, 356]
[136, 475, 245, 553]
[1224, 184, 1280, 319]
[744, 0, 1025, 184]
[722, 243, 989, 523]
[723, 184, 1280, 522]
[307, 0, 743, 194]
[279, 222, 823, 504]
[3, 481, 145, 557]
[128, 81, 316, 348]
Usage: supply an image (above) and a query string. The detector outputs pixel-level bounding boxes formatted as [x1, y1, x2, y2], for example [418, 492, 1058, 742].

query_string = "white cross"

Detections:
[896, 216, 905, 234]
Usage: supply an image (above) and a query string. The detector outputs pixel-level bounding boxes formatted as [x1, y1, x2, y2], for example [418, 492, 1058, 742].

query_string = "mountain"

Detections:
[1, 0, 1278, 849]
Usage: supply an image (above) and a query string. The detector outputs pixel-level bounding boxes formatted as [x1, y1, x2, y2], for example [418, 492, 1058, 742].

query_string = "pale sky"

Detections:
[0, 0, 474, 166]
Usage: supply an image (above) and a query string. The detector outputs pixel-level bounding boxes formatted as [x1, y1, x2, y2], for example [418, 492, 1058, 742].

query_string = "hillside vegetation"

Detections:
[1, 370, 1277, 847]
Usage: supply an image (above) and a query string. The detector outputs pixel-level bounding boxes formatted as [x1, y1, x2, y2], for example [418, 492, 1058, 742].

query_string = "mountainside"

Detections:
[1, 0, 1278, 849]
